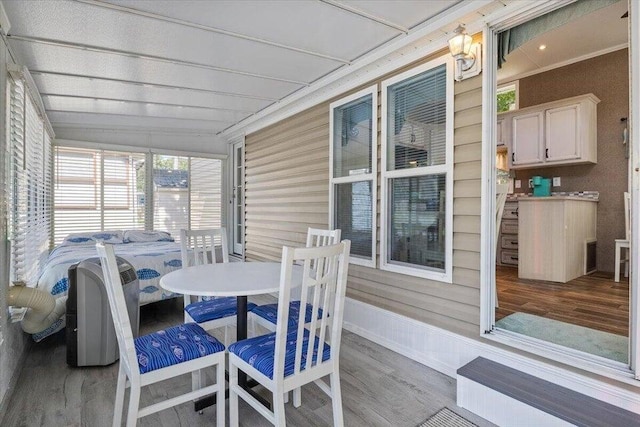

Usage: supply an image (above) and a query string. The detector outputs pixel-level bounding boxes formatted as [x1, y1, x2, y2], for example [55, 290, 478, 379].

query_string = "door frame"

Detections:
[231, 138, 245, 257]
[480, 0, 640, 382]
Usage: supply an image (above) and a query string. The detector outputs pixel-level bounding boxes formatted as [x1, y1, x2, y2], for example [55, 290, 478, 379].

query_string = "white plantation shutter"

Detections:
[54, 149, 221, 244]
[9, 79, 26, 283]
[54, 147, 146, 244]
[103, 151, 146, 231]
[190, 157, 222, 230]
[9, 78, 53, 286]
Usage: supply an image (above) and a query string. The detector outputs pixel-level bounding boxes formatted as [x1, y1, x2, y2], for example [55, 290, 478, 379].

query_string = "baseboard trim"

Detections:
[342, 297, 640, 414]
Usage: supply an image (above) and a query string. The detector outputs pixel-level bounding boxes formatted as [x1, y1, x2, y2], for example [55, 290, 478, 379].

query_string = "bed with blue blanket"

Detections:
[39, 241, 183, 306]
[32, 230, 185, 341]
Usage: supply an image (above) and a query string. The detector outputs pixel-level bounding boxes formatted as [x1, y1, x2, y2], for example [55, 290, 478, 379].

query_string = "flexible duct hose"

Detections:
[7, 286, 67, 334]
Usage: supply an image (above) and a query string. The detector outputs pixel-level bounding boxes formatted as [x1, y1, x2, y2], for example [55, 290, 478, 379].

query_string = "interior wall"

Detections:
[0, 37, 30, 419]
[511, 49, 629, 273]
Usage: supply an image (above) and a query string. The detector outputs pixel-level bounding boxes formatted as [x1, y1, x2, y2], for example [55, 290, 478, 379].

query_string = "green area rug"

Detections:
[495, 312, 628, 363]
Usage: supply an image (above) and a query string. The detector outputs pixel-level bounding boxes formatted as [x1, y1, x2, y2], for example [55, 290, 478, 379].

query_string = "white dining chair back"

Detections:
[180, 228, 249, 348]
[96, 242, 226, 427]
[306, 227, 341, 248]
[495, 183, 509, 307]
[228, 240, 351, 427]
[180, 228, 229, 267]
[615, 192, 631, 282]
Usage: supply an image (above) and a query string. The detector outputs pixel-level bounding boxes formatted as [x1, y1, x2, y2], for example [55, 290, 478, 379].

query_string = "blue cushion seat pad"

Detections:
[185, 297, 258, 323]
[251, 300, 323, 328]
[134, 323, 225, 374]
[228, 330, 331, 380]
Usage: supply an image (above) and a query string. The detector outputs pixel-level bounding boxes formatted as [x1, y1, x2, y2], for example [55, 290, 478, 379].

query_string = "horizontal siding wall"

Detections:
[245, 103, 330, 261]
[244, 56, 482, 336]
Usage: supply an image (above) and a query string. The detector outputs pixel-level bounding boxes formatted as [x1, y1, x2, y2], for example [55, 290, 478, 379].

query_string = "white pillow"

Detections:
[62, 230, 124, 245]
[124, 230, 174, 243]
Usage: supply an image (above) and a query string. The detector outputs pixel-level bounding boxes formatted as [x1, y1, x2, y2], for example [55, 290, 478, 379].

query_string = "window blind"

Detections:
[54, 149, 222, 244]
[9, 78, 53, 286]
[54, 147, 146, 244]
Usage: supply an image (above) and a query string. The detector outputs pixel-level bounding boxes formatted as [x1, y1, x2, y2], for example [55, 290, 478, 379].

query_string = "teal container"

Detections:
[532, 176, 551, 197]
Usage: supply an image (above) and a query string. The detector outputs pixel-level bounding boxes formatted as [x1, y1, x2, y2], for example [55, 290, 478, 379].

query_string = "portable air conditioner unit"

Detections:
[66, 256, 140, 367]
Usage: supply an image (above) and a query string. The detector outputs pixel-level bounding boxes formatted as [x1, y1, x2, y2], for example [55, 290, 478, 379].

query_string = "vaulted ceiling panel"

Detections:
[43, 95, 250, 123]
[48, 111, 227, 133]
[4, 0, 342, 84]
[334, 0, 459, 30]
[32, 73, 273, 112]
[100, 0, 406, 60]
[10, 40, 303, 100]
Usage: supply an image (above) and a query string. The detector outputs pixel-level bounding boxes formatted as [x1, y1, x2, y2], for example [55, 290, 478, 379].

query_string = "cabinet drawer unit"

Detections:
[503, 202, 519, 219]
[501, 219, 518, 235]
[501, 250, 519, 265]
[501, 235, 518, 249]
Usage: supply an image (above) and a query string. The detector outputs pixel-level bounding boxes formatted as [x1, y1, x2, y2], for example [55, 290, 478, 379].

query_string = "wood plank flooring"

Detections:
[496, 266, 629, 336]
[2, 297, 494, 427]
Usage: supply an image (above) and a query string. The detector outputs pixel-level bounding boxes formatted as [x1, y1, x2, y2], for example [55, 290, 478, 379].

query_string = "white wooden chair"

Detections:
[250, 228, 341, 332]
[615, 192, 631, 282]
[249, 228, 341, 407]
[228, 240, 350, 427]
[95, 242, 226, 427]
[181, 228, 256, 346]
[495, 183, 509, 307]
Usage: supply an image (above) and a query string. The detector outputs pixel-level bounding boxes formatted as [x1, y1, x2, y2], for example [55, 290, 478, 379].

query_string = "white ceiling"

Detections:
[2, 0, 461, 135]
[4, 0, 629, 138]
[498, 0, 628, 83]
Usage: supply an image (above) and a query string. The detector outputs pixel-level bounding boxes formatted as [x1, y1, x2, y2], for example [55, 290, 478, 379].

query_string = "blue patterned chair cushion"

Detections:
[185, 297, 257, 323]
[228, 330, 331, 379]
[251, 301, 324, 328]
[134, 323, 225, 374]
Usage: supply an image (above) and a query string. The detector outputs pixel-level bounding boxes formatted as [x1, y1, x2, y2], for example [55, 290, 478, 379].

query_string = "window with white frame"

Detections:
[381, 57, 453, 281]
[497, 81, 518, 112]
[329, 85, 377, 267]
[9, 78, 53, 286]
[53, 148, 223, 245]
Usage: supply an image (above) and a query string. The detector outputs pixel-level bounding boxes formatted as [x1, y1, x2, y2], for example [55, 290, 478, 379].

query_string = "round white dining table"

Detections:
[160, 261, 298, 298]
[159, 261, 302, 411]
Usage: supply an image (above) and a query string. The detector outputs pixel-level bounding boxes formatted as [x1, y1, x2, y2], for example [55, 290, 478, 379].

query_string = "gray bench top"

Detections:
[457, 357, 640, 427]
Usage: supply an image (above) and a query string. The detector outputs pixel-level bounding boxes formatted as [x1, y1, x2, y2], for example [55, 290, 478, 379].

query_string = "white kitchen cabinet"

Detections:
[546, 104, 580, 162]
[512, 112, 544, 166]
[496, 117, 507, 147]
[505, 93, 600, 169]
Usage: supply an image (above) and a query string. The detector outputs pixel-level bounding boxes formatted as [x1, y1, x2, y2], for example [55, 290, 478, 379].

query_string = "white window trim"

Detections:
[497, 80, 519, 111]
[380, 55, 454, 283]
[329, 85, 378, 268]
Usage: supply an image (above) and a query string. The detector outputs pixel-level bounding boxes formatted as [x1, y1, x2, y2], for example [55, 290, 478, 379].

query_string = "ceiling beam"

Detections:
[47, 109, 236, 124]
[41, 93, 256, 114]
[318, 0, 409, 34]
[75, 0, 351, 64]
[8, 35, 309, 86]
[29, 70, 279, 101]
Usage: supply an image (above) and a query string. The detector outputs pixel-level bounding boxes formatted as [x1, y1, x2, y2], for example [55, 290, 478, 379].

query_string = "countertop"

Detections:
[507, 191, 599, 202]
[516, 196, 598, 203]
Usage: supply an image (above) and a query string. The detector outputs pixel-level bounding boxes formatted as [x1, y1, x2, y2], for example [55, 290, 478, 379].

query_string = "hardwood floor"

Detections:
[496, 266, 629, 336]
[2, 298, 494, 427]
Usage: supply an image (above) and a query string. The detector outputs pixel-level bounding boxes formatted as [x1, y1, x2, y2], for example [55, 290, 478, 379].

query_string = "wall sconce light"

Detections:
[448, 24, 482, 81]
